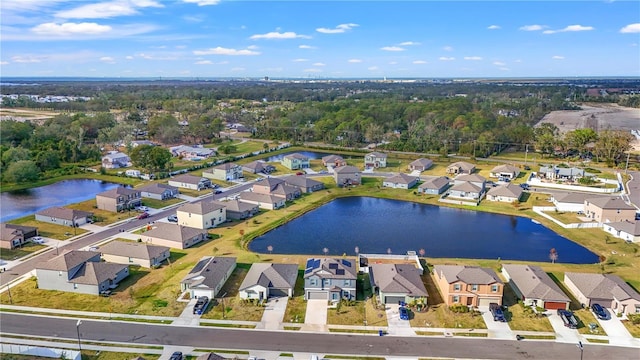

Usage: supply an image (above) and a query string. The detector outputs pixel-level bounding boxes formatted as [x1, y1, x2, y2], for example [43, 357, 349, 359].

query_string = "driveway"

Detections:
[546, 311, 581, 344]
[385, 303, 415, 336]
[595, 311, 639, 347]
[301, 299, 328, 332]
[256, 297, 288, 330]
[479, 306, 514, 340]
[171, 298, 201, 326]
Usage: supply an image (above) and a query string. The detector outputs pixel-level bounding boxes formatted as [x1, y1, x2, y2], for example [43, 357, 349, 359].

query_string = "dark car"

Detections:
[591, 303, 608, 320]
[169, 352, 183, 360]
[557, 309, 578, 329]
[214, 189, 223, 194]
[137, 212, 149, 220]
[490, 303, 506, 322]
[399, 306, 409, 320]
[519, 183, 530, 190]
[193, 296, 209, 315]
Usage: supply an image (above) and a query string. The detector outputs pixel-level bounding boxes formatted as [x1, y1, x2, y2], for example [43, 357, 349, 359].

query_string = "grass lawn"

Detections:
[409, 303, 486, 329]
[621, 318, 640, 338]
[542, 211, 584, 225]
[8, 215, 88, 240]
[502, 284, 554, 332]
[202, 265, 266, 321]
[170, 187, 210, 198]
[1, 351, 160, 360]
[0, 242, 46, 260]
[67, 199, 131, 225]
[327, 298, 388, 327]
[141, 197, 184, 209]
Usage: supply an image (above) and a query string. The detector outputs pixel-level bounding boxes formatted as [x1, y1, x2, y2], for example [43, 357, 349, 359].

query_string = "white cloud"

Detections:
[250, 31, 311, 40]
[620, 23, 640, 33]
[31, 22, 112, 36]
[100, 56, 116, 63]
[292, 58, 309, 62]
[182, 0, 220, 6]
[399, 41, 420, 46]
[443, 46, 454, 52]
[493, 61, 506, 66]
[299, 45, 316, 49]
[439, 57, 455, 61]
[303, 68, 322, 73]
[487, 25, 501, 30]
[175, 45, 187, 49]
[193, 47, 260, 56]
[543, 24, 594, 34]
[464, 56, 483, 61]
[195, 60, 213, 65]
[499, 67, 510, 71]
[413, 60, 427, 64]
[0, 61, 8, 65]
[348, 59, 362, 63]
[388, 61, 397, 65]
[125, 55, 134, 60]
[552, 55, 565, 60]
[368, 66, 378, 71]
[55, 0, 163, 19]
[11, 55, 43, 63]
[316, 23, 358, 34]
[182, 14, 205, 23]
[381, 46, 405, 52]
[313, 62, 325, 66]
[514, 59, 522, 63]
[519, 25, 545, 31]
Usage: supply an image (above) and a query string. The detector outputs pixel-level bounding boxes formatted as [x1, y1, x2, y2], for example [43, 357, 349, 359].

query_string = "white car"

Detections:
[136, 206, 149, 212]
[31, 236, 46, 244]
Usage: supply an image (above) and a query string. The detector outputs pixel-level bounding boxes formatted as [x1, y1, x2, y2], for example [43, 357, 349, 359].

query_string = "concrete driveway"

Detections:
[301, 299, 327, 331]
[172, 298, 201, 326]
[479, 306, 514, 340]
[595, 311, 639, 347]
[385, 304, 415, 336]
[256, 297, 288, 330]
[546, 311, 581, 344]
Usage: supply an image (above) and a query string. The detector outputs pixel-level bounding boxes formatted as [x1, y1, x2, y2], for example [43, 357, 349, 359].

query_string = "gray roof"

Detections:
[196, 353, 227, 360]
[144, 223, 208, 243]
[502, 264, 570, 302]
[565, 272, 640, 302]
[370, 263, 428, 297]
[303, 258, 357, 280]
[37, 250, 98, 271]
[137, 183, 178, 194]
[99, 241, 169, 261]
[409, 158, 433, 168]
[170, 174, 208, 185]
[366, 152, 387, 158]
[434, 265, 502, 285]
[283, 175, 324, 188]
[384, 173, 418, 185]
[102, 152, 129, 160]
[455, 174, 486, 183]
[487, 183, 524, 198]
[36, 207, 93, 221]
[284, 153, 309, 160]
[419, 176, 450, 190]
[72, 262, 128, 286]
[539, 165, 593, 178]
[447, 161, 475, 171]
[239, 263, 299, 291]
[181, 256, 237, 290]
[1, 223, 37, 241]
[178, 200, 225, 215]
[212, 199, 258, 213]
[334, 165, 360, 174]
[243, 160, 270, 171]
[605, 221, 640, 236]
[322, 154, 345, 163]
[239, 191, 283, 205]
[450, 182, 482, 193]
[552, 192, 607, 204]
[97, 187, 140, 199]
[211, 162, 241, 171]
[491, 164, 520, 174]
[585, 197, 636, 210]
[254, 177, 285, 190]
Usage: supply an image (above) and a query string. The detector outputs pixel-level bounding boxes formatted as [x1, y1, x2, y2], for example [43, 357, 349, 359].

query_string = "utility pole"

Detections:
[524, 144, 529, 165]
[76, 320, 83, 353]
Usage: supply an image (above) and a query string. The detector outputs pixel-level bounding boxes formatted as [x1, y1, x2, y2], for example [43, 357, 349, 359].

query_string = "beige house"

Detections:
[564, 272, 640, 315]
[408, 158, 433, 172]
[486, 183, 524, 203]
[433, 265, 504, 307]
[602, 221, 640, 243]
[203, 162, 243, 181]
[1, 223, 38, 249]
[446, 161, 475, 175]
[212, 199, 259, 220]
[583, 197, 636, 223]
[238, 192, 285, 210]
[364, 152, 387, 168]
[176, 200, 226, 229]
[333, 165, 361, 187]
[501, 264, 570, 310]
[252, 177, 300, 201]
[96, 187, 142, 213]
[322, 154, 346, 168]
[489, 164, 521, 180]
[283, 175, 325, 193]
[143, 223, 209, 249]
[382, 173, 419, 189]
[168, 174, 212, 191]
[239, 263, 299, 300]
[99, 241, 170, 268]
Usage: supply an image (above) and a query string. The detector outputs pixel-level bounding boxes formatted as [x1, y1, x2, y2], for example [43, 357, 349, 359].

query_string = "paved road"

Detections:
[626, 171, 640, 209]
[1, 313, 638, 359]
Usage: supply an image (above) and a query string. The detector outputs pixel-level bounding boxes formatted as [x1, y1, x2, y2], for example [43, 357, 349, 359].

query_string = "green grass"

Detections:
[283, 326, 301, 331]
[7, 215, 89, 240]
[141, 197, 184, 209]
[0, 242, 46, 260]
[0, 173, 142, 193]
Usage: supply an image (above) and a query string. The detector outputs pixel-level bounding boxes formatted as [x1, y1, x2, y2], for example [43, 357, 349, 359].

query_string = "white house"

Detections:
[102, 152, 131, 169]
[176, 201, 226, 229]
[238, 263, 299, 300]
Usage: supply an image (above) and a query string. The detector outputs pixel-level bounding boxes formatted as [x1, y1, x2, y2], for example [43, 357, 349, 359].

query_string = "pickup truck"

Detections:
[557, 309, 578, 329]
[490, 303, 506, 322]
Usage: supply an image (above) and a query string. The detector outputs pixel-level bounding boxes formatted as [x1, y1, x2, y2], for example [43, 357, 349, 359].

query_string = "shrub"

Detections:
[629, 314, 640, 325]
[449, 304, 470, 313]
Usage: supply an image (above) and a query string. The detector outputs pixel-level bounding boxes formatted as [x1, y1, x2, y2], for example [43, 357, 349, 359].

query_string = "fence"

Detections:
[0, 344, 80, 360]
[532, 206, 603, 229]
[527, 177, 621, 194]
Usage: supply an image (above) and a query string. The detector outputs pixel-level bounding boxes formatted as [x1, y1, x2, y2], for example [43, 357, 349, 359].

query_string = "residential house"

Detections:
[304, 258, 357, 301]
[448, 182, 483, 201]
[242, 160, 275, 174]
[130, 140, 155, 148]
[35, 250, 129, 295]
[369, 263, 429, 305]
[501, 264, 570, 310]
[322, 154, 347, 169]
[143, 223, 209, 249]
[564, 272, 640, 315]
[539, 165, 594, 182]
[35, 207, 93, 227]
[584, 197, 636, 223]
[138, 183, 179, 200]
[486, 183, 524, 203]
[212, 200, 259, 220]
[239, 263, 299, 300]
[176, 201, 226, 229]
[489, 164, 521, 180]
[333, 165, 361, 187]
[418, 176, 450, 195]
[181, 256, 237, 299]
[446, 161, 476, 175]
[281, 153, 310, 170]
[551, 192, 607, 212]
[203, 162, 243, 181]
[603, 221, 640, 243]
[252, 177, 301, 200]
[1, 223, 38, 249]
[433, 265, 504, 307]
[364, 152, 388, 168]
[408, 158, 433, 172]
[99, 241, 170, 268]
[283, 175, 325, 193]
[102, 152, 131, 169]
[454, 174, 486, 188]
[382, 173, 419, 189]
[238, 192, 285, 210]
[196, 354, 227, 360]
[170, 145, 215, 160]
[96, 187, 142, 213]
[168, 174, 212, 191]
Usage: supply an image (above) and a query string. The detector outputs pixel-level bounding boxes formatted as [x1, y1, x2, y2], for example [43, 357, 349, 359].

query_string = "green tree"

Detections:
[534, 123, 559, 157]
[564, 128, 597, 156]
[35, 151, 61, 171]
[130, 145, 172, 174]
[593, 130, 634, 165]
[148, 114, 181, 144]
[3, 160, 41, 183]
[1, 147, 31, 168]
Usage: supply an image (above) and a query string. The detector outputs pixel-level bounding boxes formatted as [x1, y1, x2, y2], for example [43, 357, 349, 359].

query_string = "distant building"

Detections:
[102, 152, 131, 169]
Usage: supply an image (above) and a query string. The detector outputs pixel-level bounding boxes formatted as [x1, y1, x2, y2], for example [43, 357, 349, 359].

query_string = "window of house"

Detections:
[325, 279, 331, 286]
[129, 257, 133, 263]
[452, 295, 460, 303]
[453, 284, 461, 291]
[471, 284, 478, 291]
[491, 285, 499, 292]
[344, 280, 350, 286]
[310, 278, 317, 286]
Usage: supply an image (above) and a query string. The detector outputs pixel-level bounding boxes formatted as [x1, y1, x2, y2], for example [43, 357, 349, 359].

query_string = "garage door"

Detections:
[545, 302, 568, 310]
[269, 288, 288, 298]
[193, 289, 213, 299]
[478, 298, 494, 307]
[307, 291, 327, 300]
[384, 296, 406, 305]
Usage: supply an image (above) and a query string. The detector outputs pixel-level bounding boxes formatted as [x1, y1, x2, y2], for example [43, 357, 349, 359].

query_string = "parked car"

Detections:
[519, 183, 530, 190]
[399, 306, 410, 320]
[169, 351, 183, 360]
[167, 215, 178, 223]
[557, 309, 578, 329]
[591, 303, 608, 320]
[214, 189, 223, 194]
[193, 296, 210, 315]
[136, 206, 149, 212]
[137, 212, 149, 220]
[490, 303, 506, 322]
[31, 236, 45, 244]
[296, 171, 304, 175]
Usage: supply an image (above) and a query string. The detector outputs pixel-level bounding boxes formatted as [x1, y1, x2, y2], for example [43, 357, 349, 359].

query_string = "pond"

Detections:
[249, 197, 600, 264]
[263, 151, 333, 163]
[0, 179, 122, 222]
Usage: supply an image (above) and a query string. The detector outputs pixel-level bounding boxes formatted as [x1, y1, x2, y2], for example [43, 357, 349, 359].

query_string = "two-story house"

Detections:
[333, 165, 361, 187]
[583, 197, 637, 223]
[101, 152, 131, 169]
[281, 153, 310, 170]
[176, 200, 226, 229]
[203, 162, 243, 181]
[433, 265, 504, 307]
[364, 152, 387, 168]
[252, 177, 301, 201]
[96, 187, 142, 213]
[304, 258, 357, 302]
[168, 174, 212, 191]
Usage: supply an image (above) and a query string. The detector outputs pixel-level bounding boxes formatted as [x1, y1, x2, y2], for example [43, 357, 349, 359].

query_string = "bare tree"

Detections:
[549, 248, 558, 263]
[323, 247, 329, 256]
[267, 245, 273, 254]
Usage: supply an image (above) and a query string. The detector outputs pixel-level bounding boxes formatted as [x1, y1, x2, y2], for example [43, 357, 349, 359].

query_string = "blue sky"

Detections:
[1, 0, 639, 78]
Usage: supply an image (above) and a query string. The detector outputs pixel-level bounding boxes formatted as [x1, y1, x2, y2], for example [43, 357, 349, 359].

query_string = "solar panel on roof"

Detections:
[304, 268, 313, 274]
[336, 269, 345, 275]
[329, 263, 338, 269]
[313, 259, 321, 268]
[306, 259, 314, 269]
[341, 259, 351, 267]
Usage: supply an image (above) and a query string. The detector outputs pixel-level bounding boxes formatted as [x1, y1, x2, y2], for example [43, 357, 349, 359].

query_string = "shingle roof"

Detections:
[97, 187, 140, 198]
[384, 173, 418, 185]
[487, 183, 524, 198]
[370, 263, 428, 297]
[605, 221, 640, 236]
[455, 174, 486, 183]
[553, 192, 607, 204]
[490, 164, 520, 174]
[448, 161, 475, 171]
[212, 199, 258, 213]
[242, 160, 268, 171]
[36, 207, 93, 221]
[239, 192, 283, 204]
[434, 265, 502, 285]
[366, 152, 387, 158]
[181, 256, 236, 290]
[502, 264, 569, 302]
[254, 177, 285, 190]
[72, 262, 128, 285]
[565, 272, 640, 302]
[409, 158, 433, 168]
[333, 165, 360, 174]
[144, 223, 208, 243]
[284, 153, 309, 160]
[450, 182, 482, 193]
[170, 174, 207, 185]
[211, 162, 240, 171]
[303, 258, 357, 279]
[283, 175, 323, 188]
[196, 354, 227, 360]
[1, 223, 37, 241]
[137, 183, 178, 195]
[99, 241, 169, 261]
[585, 197, 635, 210]
[102, 152, 129, 160]
[37, 250, 99, 271]
[419, 176, 450, 190]
[239, 263, 299, 291]
[177, 200, 225, 215]
[322, 154, 344, 163]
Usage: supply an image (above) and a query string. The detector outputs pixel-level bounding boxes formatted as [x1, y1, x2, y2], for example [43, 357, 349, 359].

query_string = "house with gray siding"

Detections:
[486, 183, 524, 203]
[138, 183, 179, 200]
[35, 250, 129, 295]
[333, 165, 361, 187]
[96, 187, 142, 213]
[304, 258, 357, 302]
[370, 263, 428, 305]
[382, 173, 418, 189]
[99, 241, 170, 268]
[418, 176, 450, 195]
[283, 175, 325, 193]
[564, 272, 640, 315]
[212, 199, 259, 220]
[446, 161, 475, 175]
[239, 263, 299, 300]
[203, 162, 243, 181]
[489, 164, 521, 180]
[242, 160, 275, 174]
[35, 207, 93, 227]
[408, 158, 433, 172]
[168, 174, 212, 191]
[181, 256, 237, 299]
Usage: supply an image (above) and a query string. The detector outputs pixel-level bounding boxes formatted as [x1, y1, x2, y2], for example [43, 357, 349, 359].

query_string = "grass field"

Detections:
[141, 197, 184, 209]
[7, 215, 89, 240]
[0, 242, 46, 261]
[67, 199, 132, 225]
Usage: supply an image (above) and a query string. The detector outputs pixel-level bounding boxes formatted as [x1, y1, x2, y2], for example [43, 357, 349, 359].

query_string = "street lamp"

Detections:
[76, 319, 82, 353]
[577, 341, 583, 360]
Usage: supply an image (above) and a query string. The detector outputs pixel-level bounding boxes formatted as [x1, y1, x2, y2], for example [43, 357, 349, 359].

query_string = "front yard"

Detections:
[0, 242, 46, 261]
[203, 265, 265, 321]
[502, 284, 554, 332]
[327, 298, 388, 327]
[409, 303, 487, 329]
[7, 215, 88, 240]
[67, 199, 133, 225]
